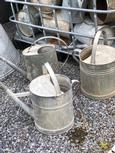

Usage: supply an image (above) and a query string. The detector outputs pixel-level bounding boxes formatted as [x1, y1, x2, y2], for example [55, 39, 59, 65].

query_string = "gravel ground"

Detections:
[0, 23, 115, 153]
[0, 59, 115, 153]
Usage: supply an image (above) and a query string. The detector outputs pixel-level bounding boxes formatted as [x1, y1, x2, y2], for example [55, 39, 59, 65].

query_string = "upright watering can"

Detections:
[80, 30, 115, 99]
[0, 63, 77, 135]
[0, 36, 62, 81]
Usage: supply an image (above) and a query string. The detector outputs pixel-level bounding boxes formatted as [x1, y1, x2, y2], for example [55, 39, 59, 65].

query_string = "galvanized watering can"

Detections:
[80, 29, 115, 99]
[23, 43, 59, 81]
[0, 63, 78, 135]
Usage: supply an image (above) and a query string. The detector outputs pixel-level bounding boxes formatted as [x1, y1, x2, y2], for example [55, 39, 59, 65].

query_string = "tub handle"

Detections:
[90, 29, 107, 64]
[42, 62, 61, 95]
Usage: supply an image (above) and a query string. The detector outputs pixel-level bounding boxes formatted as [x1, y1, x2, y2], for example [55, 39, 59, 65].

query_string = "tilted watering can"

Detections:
[0, 36, 69, 81]
[0, 63, 78, 135]
[80, 29, 115, 99]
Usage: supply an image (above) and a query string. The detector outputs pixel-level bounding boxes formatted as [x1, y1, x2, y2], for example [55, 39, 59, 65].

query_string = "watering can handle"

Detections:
[28, 36, 69, 52]
[91, 29, 107, 64]
[42, 62, 61, 95]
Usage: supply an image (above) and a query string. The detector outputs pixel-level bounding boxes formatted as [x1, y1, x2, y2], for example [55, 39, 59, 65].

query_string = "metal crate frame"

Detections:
[5, 0, 115, 57]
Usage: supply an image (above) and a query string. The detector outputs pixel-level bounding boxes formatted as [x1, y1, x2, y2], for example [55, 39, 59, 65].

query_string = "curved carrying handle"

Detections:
[42, 62, 61, 95]
[28, 36, 71, 69]
[28, 36, 68, 52]
[90, 29, 107, 64]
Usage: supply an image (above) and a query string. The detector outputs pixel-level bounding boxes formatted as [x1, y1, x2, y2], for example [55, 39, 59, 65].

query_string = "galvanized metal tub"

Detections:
[29, 63, 74, 134]
[0, 24, 20, 80]
[80, 30, 115, 99]
[23, 44, 59, 80]
[88, 0, 115, 24]
[17, 6, 40, 37]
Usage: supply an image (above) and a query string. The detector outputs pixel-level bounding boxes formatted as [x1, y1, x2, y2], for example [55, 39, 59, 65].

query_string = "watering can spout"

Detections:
[0, 81, 34, 118]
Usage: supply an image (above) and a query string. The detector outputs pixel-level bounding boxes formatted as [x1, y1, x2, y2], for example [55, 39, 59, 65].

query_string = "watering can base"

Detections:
[81, 87, 115, 100]
[35, 118, 74, 135]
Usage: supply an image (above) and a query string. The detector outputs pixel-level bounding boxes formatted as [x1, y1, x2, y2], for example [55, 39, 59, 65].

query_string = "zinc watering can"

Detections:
[0, 63, 78, 135]
[17, 5, 41, 37]
[80, 29, 115, 99]
[0, 36, 68, 81]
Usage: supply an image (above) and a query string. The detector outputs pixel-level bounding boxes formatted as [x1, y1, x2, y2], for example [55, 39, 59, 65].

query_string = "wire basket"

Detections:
[5, 0, 115, 58]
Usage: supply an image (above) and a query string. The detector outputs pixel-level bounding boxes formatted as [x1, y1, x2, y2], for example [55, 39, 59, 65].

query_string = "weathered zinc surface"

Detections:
[0, 58, 114, 153]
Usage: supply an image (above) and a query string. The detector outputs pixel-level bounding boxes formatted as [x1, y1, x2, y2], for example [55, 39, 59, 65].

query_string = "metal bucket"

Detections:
[0, 24, 20, 80]
[17, 5, 40, 37]
[74, 19, 114, 45]
[23, 43, 59, 81]
[0, 63, 76, 135]
[80, 30, 115, 99]
[31, 0, 62, 14]
[88, 0, 115, 24]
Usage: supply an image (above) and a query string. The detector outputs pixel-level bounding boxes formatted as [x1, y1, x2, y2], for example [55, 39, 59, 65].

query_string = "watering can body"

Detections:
[80, 30, 115, 99]
[30, 74, 74, 134]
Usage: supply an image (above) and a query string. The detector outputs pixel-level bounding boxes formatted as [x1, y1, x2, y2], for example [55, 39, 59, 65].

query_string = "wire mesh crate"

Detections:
[5, 0, 115, 58]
